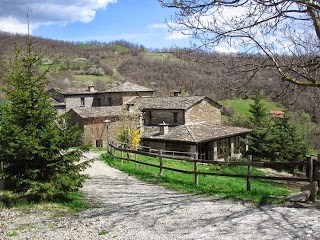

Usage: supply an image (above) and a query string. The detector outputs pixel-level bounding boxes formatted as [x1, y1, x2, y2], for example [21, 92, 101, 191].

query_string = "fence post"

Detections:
[108, 144, 112, 159]
[135, 150, 139, 169]
[194, 153, 199, 186]
[159, 150, 163, 176]
[316, 154, 320, 192]
[121, 144, 124, 165]
[247, 155, 252, 191]
[309, 156, 314, 183]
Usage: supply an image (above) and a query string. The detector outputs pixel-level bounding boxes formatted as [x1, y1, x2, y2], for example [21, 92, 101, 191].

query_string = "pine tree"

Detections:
[249, 94, 268, 128]
[0, 39, 90, 201]
[248, 111, 308, 164]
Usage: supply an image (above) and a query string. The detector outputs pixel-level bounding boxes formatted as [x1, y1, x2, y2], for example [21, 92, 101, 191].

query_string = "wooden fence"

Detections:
[107, 143, 320, 191]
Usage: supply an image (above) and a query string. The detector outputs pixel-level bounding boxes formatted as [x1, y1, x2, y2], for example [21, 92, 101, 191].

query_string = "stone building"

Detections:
[126, 96, 251, 160]
[127, 96, 222, 126]
[67, 106, 128, 147]
[48, 81, 154, 113]
[49, 81, 251, 160]
[48, 85, 97, 113]
[97, 81, 154, 107]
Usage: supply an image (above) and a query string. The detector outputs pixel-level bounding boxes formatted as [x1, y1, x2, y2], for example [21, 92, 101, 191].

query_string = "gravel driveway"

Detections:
[1, 152, 320, 239]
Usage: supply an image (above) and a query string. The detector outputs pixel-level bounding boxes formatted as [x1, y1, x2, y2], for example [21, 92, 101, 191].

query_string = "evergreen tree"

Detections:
[249, 94, 268, 128]
[248, 111, 308, 163]
[269, 115, 308, 162]
[0, 39, 90, 201]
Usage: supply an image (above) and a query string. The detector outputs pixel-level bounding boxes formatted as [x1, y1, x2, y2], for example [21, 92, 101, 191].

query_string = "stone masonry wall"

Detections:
[185, 100, 221, 125]
[65, 95, 95, 112]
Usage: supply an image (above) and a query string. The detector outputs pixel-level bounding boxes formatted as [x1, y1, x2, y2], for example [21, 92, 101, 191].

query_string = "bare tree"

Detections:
[158, 0, 320, 87]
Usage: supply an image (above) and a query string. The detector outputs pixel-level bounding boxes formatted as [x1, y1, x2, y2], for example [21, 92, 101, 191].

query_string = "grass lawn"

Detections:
[73, 74, 114, 83]
[144, 52, 178, 60]
[219, 99, 284, 115]
[103, 152, 291, 204]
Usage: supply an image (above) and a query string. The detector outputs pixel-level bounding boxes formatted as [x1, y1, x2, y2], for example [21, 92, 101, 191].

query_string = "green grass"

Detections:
[73, 74, 114, 82]
[144, 52, 178, 60]
[110, 44, 130, 54]
[219, 99, 284, 115]
[78, 43, 95, 49]
[103, 153, 291, 204]
[1, 191, 90, 213]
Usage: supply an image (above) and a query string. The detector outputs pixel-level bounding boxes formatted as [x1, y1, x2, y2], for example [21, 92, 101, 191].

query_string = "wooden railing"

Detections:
[107, 143, 320, 191]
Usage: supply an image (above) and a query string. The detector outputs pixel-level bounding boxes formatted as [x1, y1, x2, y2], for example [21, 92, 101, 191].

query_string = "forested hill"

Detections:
[0, 32, 319, 121]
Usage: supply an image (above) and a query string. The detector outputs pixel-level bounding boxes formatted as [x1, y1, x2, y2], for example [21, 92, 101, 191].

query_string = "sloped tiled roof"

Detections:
[70, 106, 123, 119]
[105, 81, 153, 93]
[142, 122, 252, 143]
[51, 98, 65, 106]
[127, 96, 221, 110]
[50, 87, 97, 95]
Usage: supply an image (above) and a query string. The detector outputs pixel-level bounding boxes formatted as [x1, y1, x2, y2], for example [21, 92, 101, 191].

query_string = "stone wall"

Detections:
[185, 99, 221, 124]
[142, 141, 166, 150]
[65, 95, 95, 112]
[55, 106, 66, 115]
[83, 120, 124, 147]
[82, 115, 141, 147]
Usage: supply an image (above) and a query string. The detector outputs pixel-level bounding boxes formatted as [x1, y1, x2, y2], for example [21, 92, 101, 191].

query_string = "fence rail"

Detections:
[108, 144, 320, 191]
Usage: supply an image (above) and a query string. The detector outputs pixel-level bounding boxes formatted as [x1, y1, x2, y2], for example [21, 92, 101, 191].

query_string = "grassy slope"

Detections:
[219, 99, 284, 115]
[144, 52, 178, 60]
[73, 75, 113, 83]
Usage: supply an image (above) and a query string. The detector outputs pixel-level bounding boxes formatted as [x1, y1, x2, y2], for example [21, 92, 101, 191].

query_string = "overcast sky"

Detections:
[0, 0, 191, 49]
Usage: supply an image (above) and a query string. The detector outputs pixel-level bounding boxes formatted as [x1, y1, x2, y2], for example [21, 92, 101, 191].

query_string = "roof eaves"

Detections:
[195, 129, 252, 144]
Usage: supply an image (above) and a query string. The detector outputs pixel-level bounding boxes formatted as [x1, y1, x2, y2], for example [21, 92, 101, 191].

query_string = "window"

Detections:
[106, 97, 112, 106]
[173, 112, 178, 123]
[97, 98, 101, 106]
[80, 97, 85, 106]
[147, 111, 152, 125]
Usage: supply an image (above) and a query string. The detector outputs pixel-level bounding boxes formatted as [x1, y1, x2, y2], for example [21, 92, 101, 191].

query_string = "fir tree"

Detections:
[0, 39, 90, 201]
[249, 94, 268, 128]
[248, 111, 308, 164]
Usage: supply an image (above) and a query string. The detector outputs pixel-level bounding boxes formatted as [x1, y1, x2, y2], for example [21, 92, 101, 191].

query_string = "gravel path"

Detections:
[1, 152, 320, 239]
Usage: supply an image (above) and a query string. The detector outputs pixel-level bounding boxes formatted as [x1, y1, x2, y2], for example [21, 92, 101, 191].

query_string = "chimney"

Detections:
[88, 85, 95, 92]
[159, 122, 169, 135]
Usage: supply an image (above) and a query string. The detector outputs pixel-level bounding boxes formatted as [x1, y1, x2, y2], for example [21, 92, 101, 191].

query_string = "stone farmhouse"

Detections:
[49, 81, 251, 160]
[48, 81, 154, 114]
[48, 82, 150, 146]
[126, 96, 251, 160]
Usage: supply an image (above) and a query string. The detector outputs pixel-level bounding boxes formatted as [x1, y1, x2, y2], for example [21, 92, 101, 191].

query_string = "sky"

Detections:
[0, 0, 192, 49]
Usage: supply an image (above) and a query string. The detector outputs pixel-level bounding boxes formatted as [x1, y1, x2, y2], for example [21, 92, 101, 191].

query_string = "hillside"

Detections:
[0, 32, 319, 122]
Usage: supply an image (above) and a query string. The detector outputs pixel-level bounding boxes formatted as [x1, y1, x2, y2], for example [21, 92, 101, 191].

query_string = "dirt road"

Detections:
[1, 153, 320, 239]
